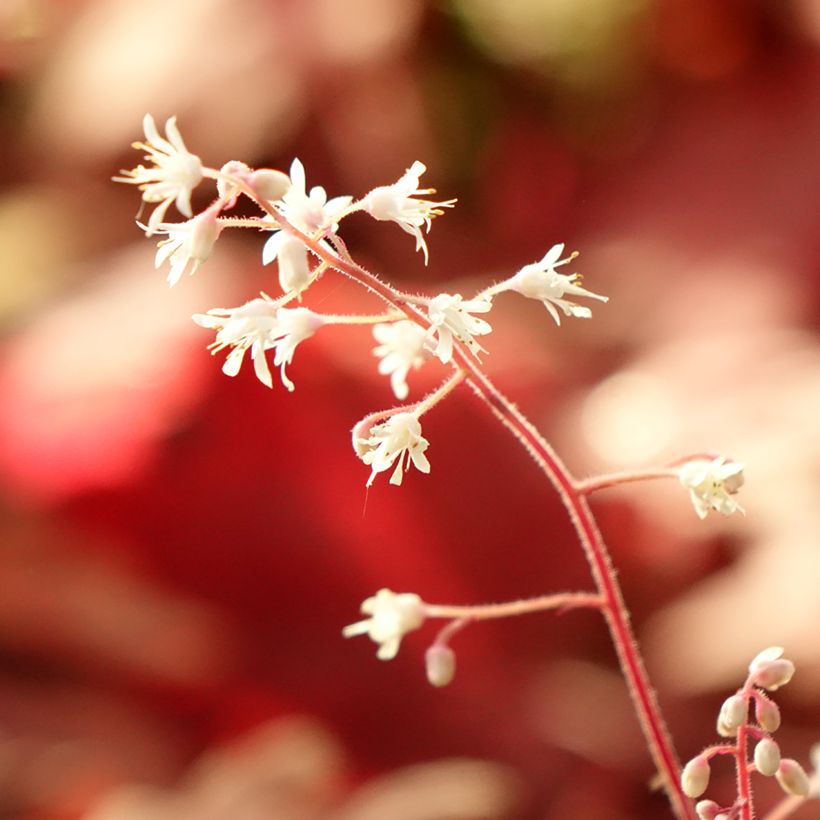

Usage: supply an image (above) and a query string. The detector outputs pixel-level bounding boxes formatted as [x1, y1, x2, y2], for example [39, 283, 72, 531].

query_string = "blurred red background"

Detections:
[0, 1, 819, 817]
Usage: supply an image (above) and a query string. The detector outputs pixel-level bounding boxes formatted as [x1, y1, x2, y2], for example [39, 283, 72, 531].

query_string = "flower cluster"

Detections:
[354, 412, 431, 487]
[682, 647, 812, 818]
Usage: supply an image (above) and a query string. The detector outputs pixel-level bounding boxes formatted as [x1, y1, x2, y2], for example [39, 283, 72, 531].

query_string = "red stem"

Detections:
[229, 190, 696, 819]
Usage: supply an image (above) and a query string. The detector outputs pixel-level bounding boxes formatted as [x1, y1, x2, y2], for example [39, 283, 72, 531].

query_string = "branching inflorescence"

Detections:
[115, 114, 817, 820]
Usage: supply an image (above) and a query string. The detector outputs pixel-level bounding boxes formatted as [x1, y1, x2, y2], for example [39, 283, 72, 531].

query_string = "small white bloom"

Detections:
[152, 206, 223, 287]
[262, 233, 311, 297]
[426, 292, 492, 364]
[114, 114, 204, 233]
[695, 800, 722, 820]
[678, 456, 745, 520]
[372, 320, 430, 400]
[277, 157, 353, 235]
[193, 300, 324, 391]
[342, 588, 427, 660]
[357, 412, 431, 487]
[362, 161, 456, 264]
[755, 696, 781, 733]
[502, 243, 608, 325]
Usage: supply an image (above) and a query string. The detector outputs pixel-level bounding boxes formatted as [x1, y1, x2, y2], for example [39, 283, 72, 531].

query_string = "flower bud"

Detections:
[695, 799, 722, 820]
[749, 647, 796, 691]
[250, 168, 291, 202]
[217, 160, 252, 201]
[717, 694, 747, 737]
[752, 659, 795, 691]
[755, 697, 781, 733]
[425, 645, 456, 687]
[754, 738, 781, 777]
[682, 756, 711, 798]
[776, 759, 810, 797]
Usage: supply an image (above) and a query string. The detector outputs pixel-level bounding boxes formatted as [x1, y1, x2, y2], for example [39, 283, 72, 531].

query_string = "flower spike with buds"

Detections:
[426, 293, 493, 364]
[678, 456, 745, 520]
[342, 588, 427, 660]
[151, 203, 224, 287]
[355, 412, 431, 487]
[485, 243, 608, 325]
[361, 161, 456, 264]
[114, 114, 204, 233]
[372, 320, 430, 400]
[193, 299, 324, 391]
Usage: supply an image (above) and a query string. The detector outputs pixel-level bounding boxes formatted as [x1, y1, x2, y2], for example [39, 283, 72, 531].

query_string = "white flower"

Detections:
[273, 157, 352, 235]
[426, 293, 492, 364]
[678, 456, 745, 520]
[372, 320, 430, 400]
[362, 161, 456, 264]
[342, 588, 427, 660]
[193, 300, 324, 391]
[114, 114, 204, 233]
[152, 206, 223, 287]
[749, 647, 795, 691]
[502, 243, 608, 325]
[356, 412, 431, 487]
[261, 232, 311, 297]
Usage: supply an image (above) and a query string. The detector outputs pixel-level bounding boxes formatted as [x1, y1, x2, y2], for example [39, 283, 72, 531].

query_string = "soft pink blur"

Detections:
[0, 1, 819, 818]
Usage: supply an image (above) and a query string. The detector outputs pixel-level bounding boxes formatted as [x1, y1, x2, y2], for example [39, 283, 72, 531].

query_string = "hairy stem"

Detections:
[228, 184, 695, 819]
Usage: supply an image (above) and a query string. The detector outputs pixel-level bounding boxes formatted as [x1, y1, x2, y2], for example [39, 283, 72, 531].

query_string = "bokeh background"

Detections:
[0, 0, 819, 817]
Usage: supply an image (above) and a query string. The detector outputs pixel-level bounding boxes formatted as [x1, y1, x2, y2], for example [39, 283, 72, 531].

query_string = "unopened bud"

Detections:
[682, 756, 711, 798]
[250, 168, 291, 202]
[749, 647, 795, 691]
[754, 738, 781, 776]
[425, 645, 456, 687]
[695, 799, 722, 820]
[217, 160, 252, 201]
[717, 694, 747, 736]
[755, 697, 781, 733]
[776, 759, 810, 797]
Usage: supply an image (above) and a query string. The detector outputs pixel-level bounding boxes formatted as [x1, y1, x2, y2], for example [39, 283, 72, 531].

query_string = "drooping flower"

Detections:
[356, 412, 431, 487]
[152, 204, 223, 287]
[361, 161, 456, 264]
[501, 243, 608, 325]
[193, 299, 324, 391]
[426, 293, 493, 364]
[372, 320, 430, 400]
[261, 232, 311, 297]
[678, 456, 745, 520]
[114, 114, 204, 233]
[342, 588, 427, 660]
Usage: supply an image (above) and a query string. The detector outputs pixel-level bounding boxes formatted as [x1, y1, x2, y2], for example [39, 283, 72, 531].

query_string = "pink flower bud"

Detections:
[754, 738, 781, 776]
[425, 645, 456, 687]
[250, 168, 291, 202]
[755, 697, 781, 733]
[776, 759, 811, 797]
[752, 659, 795, 691]
[682, 756, 711, 798]
[717, 694, 747, 736]
[695, 799, 722, 820]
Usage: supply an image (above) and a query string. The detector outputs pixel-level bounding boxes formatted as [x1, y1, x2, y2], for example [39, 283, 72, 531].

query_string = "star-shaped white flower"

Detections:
[356, 412, 431, 487]
[151, 206, 223, 287]
[114, 114, 204, 233]
[193, 299, 324, 391]
[361, 161, 456, 264]
[372, 320, 430, 400]
[426, 293, 492, 364]
[678, 456, 745, 520]
[342, 588, 427, 660]
[503, 243, 608, 325]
